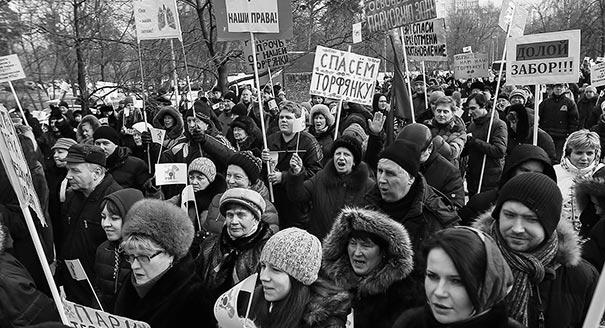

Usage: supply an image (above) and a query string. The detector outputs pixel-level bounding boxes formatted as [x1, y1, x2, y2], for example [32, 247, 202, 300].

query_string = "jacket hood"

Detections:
[153, 106, 184, 140]
[322, 207, 414, 296]
[500, 144, 556, 187]
[575, 176, 605, 212]
[106, 146, 132, 169]
[507, 104, 530, 139]
[104, 188, 144, 218]
[304, 278, 351, 327]
[77, 115, 101, 142]
[472, 206, 581, 266]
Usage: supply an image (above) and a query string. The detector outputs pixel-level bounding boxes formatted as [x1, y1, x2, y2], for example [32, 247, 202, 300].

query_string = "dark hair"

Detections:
[251, 278, 311, 328]
[101, 198, 121, 218]
[422, 228, 487, 310]
[466, 93, 487, 108]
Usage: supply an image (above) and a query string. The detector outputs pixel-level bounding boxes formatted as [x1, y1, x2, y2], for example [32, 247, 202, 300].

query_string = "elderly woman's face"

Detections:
[569, 147, 596, 169]
[347, 237, 382, 276]
[125, 244, 173, 285]
[189, 172, 210, 192]
[226, 165, 251, 189]
[225, 204, 258, 239]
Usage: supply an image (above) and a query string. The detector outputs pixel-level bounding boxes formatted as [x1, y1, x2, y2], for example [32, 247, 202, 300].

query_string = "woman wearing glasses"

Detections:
[113, 199, 213, 327]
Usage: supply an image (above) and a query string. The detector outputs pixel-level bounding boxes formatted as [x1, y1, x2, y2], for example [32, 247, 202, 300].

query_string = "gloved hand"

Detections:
[141, 131, 152, 145]
[191, 129, 206, 144]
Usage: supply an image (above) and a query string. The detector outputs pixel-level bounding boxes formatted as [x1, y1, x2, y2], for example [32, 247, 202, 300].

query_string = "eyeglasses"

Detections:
[124, 250, 163, 264]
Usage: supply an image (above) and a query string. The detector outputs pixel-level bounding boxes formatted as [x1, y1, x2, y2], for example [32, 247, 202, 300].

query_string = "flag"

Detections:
[214, 273, 259, 328]
[65, 259, 87, 281]
[352, 23, 362, 44]
[150, 127, 166, 145]
[180, 184, 196, 211]
[154, 163, 187, 185]
[462, 46, 472, 53]
[292, 115, 306, 133]
[388, 35, 413, 121]
[346, 309, 354, 328]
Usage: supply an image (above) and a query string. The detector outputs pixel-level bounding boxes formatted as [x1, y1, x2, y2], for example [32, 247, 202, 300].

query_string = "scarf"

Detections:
[132, 264, 172, 298]
[559, 157, 602, 178]
[489, 222, 558, 327]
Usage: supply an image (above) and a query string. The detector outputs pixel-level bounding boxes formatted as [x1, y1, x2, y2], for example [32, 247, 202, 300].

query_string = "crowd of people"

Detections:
[1, 74, 604, 328]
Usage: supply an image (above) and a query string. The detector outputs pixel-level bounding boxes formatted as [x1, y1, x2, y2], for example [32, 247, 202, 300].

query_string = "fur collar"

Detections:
[304, 278, 351, 326]
[322, 207, 414, 297]
[575, 176, 605, 211]
[472, 206, 581, 266]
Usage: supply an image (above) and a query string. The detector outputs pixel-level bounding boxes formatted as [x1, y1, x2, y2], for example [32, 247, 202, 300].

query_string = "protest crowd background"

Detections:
[3, 0, 605, 327]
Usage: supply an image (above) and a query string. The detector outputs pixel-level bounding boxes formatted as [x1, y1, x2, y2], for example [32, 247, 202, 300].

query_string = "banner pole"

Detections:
[8, 81, 29, 127]
[533, 84, 540, 145]
[477, 6, 514, 194]
[582, 262, 605, 328]
[267, 66, 276, 98]
[169, 39, 180, 109]
[422, 61, 428, 112]
[250, 31, 274, 203]
[137, 42, 152, 174]
[178, 39, 194, 110]
[399, 27, 416, 123]
[333, 45, 352, 140]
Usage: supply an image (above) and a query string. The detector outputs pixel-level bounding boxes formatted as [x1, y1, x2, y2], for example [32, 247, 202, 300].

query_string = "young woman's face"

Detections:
[260, 261, 291, 302]
[378, 96, 388, 110]
[81, 123, 93, 139]
[163, 115, 175, 129]
[425, 248, 474, 324]
[100, 205, 122, 241]
[569, 147, 596, 169]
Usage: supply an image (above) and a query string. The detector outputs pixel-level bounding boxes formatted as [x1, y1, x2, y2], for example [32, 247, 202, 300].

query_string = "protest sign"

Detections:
[401, 18, 447, 62]
[133, 0, 182, 42]
[150, 127, 165, 145]
[63, 299, 150, 328]
[215, 0, 293, 41]
[506, 30, 581, 85]
[597, 56, 605, 63]
[462, 46, 472, 53]
[365, 0, 437, 33]
[214, 273, 258, 327]
[155, 163, 187, 185]
[225, 0, 279, 33]
[352, 23, 362, 44]
[0, 106, 46, 225]
[591, 62, 605, 87]
[498, 0, 528, 37]
[310, 46, 380, 106]
[242, 39, 289, 74]
[268, 151, 279, 173]
[0, 54, 26, 83]
[65, 259, 87, 281]
[453, 53, 490, 80]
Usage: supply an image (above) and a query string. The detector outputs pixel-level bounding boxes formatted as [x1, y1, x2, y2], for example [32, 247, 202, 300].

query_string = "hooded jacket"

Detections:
[105, 146, 150, 190]
[77, 115, 101, 144]
[538, 93, 579, 139]
[93, 188, 144, 311]
[473, 210, 599, 328]
[322, 207, 421, 328]
[152, 106, 185, 150]
[575, 177, 605, 239]
[506, 104, 557, 163]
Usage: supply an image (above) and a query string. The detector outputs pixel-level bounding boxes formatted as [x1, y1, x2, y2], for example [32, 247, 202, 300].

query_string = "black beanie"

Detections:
[228, 151, 262, 184]
[379, 139, 421, 177]
[331, 135, 362, 166]
[93, 126, 120, 145]
[493, 172, 562, 239]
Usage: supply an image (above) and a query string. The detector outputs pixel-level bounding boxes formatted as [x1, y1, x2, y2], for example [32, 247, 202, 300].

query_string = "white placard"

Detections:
[242, 39, 288, 74]
[62, 299, 150, 328]
[0, 54, 26, 83]
[591, 62, 605, 88]
[453, 53, 490, 80]
[352, 22, 362, 44]
[133, 0, 182, 42]
[225, 0, 279, 33]
[498, 0, 528, 37]
[401, 18, 448, 62]
[154, 163, 187, 185]
[462, 46, 472, 53]
[310, 46, 380, 106]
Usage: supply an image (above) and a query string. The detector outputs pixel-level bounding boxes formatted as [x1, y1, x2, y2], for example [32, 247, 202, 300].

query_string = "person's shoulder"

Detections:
[559, 258, 599, 285]
[392, 307, 425, 328]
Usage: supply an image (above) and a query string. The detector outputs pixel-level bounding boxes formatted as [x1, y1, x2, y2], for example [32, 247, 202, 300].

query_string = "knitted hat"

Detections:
[331, 135, 362, 166]
[509, 89, 527, 103]
[260, 228, 322, 285]
[227, 151, 262, 184]
[343, 123, 368, 146]
[223, 91, 237, 103]
[65, 144, 106, 166]
[379, 139, 421, 177]
[219, 188, 266, 220]
[310, 104, 335, 127]
[122, 199, 194, 260]
[231, 103, 248, 116]
[93, 126, 120, 145]
[188, 157, 216, 183]
[51, 138, 77, 151]
[493, 172, 563, 239]
[396, 123, 432, 150]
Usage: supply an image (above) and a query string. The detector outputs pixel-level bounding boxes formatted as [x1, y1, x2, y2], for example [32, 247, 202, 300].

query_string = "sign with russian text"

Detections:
[242, 39, 288, 74]
[310, 46, 380, 106]
[401, 18, 447, 62]
[63, 299, 150, 328]
[133, 0, 182, 42]
[0, 54, 26, 83]
[506, 30, 581, 84]
[592, 62, 605, 88]
[215, 0, 292, 41]
[365, 0, 437, 33]
[0, 106, 46, 225]
[453, 53, 490, 79]
[225, 0, 279, 33]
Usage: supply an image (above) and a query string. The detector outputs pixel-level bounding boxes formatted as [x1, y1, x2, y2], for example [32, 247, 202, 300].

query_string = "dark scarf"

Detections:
[373, 178, 422, 219]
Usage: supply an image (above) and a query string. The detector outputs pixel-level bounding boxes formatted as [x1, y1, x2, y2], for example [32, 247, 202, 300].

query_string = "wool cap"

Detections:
[122, 199, 194, 260]
[379, 139, 421, 177]
[231, 103, 248, 117]
[51, 138, 77, 151]
[310, 104, 335, 127]
[396, 123, 432, 150]
[331, 135, 362, 166]
[260, 228, 322, 285]
[188, 157, 216, 183]
[342, 123, 368, 146]
[93, 126, 120, 145]
[414, 74, 425, 83]
[509, 89, 527, 103]
[586, 86, 597, 93]
[219, 188, 266, 220]
[227, 151, 262, 184]
[493, 172, 563, 239]
[223, 91, 237, 103]
[65, 144, 106, 166]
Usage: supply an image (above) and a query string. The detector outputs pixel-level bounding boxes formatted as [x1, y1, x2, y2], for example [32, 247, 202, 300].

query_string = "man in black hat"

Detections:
[412, 75, 427, 118]
[56, 144, 122, 306]
[539, 83, 579, 161]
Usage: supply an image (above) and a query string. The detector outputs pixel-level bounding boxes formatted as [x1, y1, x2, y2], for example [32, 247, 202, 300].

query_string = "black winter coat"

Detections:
[576, 96, 597, 129]
[421, 151, 464, 207]
[590, 116, 605, 160]
[309, 125, 335, 165]
[392, 304, 525, 328]
[105, 147, 150, 190]
[93, 240, 131, 312]
[114, 254, 214, 328]
[538, 94, 579, 139]
[505, 105, 557, 164]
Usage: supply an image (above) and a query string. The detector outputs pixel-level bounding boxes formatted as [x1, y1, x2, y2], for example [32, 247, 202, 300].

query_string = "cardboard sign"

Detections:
[498, 0, 528, 37]
[225, 0, 279, 33]
[401, 18, 447, 62]
[0, 54, 26, 83]
[592, 62, 605, 87]
[65, 259, 87, 281]
[365, 0, 437, 33]
[242, 39, 289, 74]
[310, 46, 380, 106]
[352, 22, 362, 44]
[0, 106, 46, 225]
[154, 163, 187, 185]
[150, 127, 166, 145]
[506, 30, 581, 85]
[214, 0, 293, 41]
[62, 299, 150, 328]
[133, 0, 182, 42]
[453, 53, 490, 79]
[214, 273, 258, 327]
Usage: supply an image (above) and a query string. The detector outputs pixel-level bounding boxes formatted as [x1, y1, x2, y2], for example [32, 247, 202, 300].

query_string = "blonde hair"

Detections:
[564, 129, 601, 160]
[120, 234, 163, 255]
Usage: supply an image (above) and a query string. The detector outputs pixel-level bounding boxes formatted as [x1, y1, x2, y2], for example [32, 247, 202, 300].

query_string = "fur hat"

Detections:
[331, 135, 362, 166]
[227, 151, 262, 184]
[219, 188, 266, 220]
[188, 157, 216, 183]
[260, 228, 322, 285]
[122, 199, 194, 260]
[342, 123, 368, 147]
[470, 81, 486, 91]
[310, 104, 335, 127]
[230, 115, 256, 136]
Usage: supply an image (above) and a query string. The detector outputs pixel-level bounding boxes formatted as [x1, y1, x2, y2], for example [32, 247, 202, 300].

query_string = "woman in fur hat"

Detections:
[308, 104, 336, 164]
[322, 207, 421, 328]
[246, 228, 351, 328]
[226, 115, 264, 154]
[393, 227, 523, 328]
[114, 199, 212, 327]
